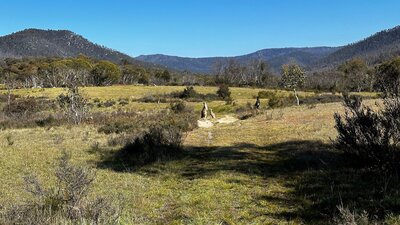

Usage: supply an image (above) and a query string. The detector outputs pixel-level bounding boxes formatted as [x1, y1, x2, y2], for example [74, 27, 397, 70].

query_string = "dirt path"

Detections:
[197, 115, 238, 128]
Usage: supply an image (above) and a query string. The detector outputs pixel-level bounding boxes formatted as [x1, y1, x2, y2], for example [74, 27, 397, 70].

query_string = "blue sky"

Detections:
[0, 0, 399, 57]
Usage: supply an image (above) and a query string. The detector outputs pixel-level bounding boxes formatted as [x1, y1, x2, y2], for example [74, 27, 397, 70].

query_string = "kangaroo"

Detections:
[201, 102, 208, 119]
[209, 108, 216, 119]
[254, 96, 261, 109]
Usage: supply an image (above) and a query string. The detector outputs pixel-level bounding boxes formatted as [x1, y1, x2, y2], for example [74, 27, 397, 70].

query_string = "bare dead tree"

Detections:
[2, 68, 17, 107]
[57, 70, 89, 125]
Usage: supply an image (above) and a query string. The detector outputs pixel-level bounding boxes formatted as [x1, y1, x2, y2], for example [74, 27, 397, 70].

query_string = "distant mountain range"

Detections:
[1, 26, 400, 74]
[136, 47, 340, 73]
[137, 26, 400, 73]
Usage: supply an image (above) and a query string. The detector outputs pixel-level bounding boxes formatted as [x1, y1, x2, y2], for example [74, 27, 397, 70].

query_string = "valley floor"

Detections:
[0, 87, 393, 224]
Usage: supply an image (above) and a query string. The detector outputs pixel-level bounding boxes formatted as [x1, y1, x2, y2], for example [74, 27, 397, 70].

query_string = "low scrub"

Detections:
[137, 94, 169, 103]
[169, 101, 193, 114]
[236, 102, 259, 120]
[116, 123, 186, 166]
[216, 84, 232, 101]
[0, 152, 121, 225]
[334, 95, 400, 172]
[333, 205, 372, 225]
[109, 106, 197, 167]
[257, 90, 280, 99]
[3, 97, 54, 118]
[171, 86, 220, 102]
[98, 121, 137, 134]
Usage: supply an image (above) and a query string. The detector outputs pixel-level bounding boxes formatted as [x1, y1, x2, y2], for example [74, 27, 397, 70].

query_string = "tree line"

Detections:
[1, 54, 399, 93]
[213, 56, 400, 94]
[0, 55, 212, 88]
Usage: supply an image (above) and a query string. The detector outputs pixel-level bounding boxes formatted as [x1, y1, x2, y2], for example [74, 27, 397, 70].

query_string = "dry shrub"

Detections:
[3, 97, 53, 118]
[57, 86, 89, 125]
[333, 205, 372, 225]
[334, 95, 400, 172]
[112, 106, 197, 167]
[116, 123, 186, 166]
[0, 152, 121, 225]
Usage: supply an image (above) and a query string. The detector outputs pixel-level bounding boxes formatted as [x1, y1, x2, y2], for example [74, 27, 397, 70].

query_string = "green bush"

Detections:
[334, 95, 400, 172]
[110, 107, 197, 167]
[257, 90, 278, 99]
[117, 123, 185, 166]
[169, 87, 219, 102]
[170, 101, 190, 114]
[267, 94, 285, 109]
[180, 86, 197, 99]
[217, 84, 231, 100]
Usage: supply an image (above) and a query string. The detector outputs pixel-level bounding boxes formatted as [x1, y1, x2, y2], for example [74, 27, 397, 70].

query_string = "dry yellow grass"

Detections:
[0, 85, 385, 224]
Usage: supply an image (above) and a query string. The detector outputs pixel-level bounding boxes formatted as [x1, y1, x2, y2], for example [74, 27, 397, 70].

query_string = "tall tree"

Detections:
[338, 58, 369, 92]
[90, 61, 121, 86]
[376, 56, 400, 97]
[281, 64, 305, 106]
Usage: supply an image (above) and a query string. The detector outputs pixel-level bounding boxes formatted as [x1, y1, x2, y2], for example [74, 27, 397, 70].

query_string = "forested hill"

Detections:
[2, 26, 400, 74]
[137, 26, 400, 73]
[0, 29, 145, 66]
[318, 26, 400, 67]
[136, 47, 339, 74]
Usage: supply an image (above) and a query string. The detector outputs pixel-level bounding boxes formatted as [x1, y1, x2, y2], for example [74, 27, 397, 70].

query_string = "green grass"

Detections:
[0, 85, 393, 224]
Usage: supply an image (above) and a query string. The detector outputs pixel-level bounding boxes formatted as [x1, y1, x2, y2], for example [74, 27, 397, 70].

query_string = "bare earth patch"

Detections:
[216, 115, 238, 124]
[197, 115, 238, 128]
[197, 119, 214, 128]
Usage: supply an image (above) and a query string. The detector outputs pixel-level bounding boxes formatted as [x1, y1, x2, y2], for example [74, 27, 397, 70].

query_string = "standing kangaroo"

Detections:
[201, 102, 208, 119]
[255, 96, 261, 109]
[209, 108, 216, 119]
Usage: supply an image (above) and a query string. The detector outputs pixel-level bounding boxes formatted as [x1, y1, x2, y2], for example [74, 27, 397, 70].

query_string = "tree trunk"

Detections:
[293, 88, 300, 106]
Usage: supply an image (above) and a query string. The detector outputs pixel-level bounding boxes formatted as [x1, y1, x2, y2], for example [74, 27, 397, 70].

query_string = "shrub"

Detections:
[180, 86, 197, 99]
[3, 97, 40, 118]
[5, 134, 14, 146]
[35, 115, 57, 127]
[0, 152, 121, 224]
[166, 87, 219, 102]
[93, 98, 101, 103]
[118, 99, 129, 106]
[0, 93, 18, 103]
[103, 100, 116, 107]
[57, 86, 89, 125]
[217, 84, 231, 100]
[107, 134, 135, 147]
[267, 93, 285, 109]
[334, 95, 400, 172]
[170, 101, 190, 114]
[236, 102, 258, 120]
[117, 123, 185, 166]
[258, 90, 278, 99]
[333, 205, 371, 225]
[112, 107, 197, 167]
[98, 122, 136, 134]
[138, 94, 168, 103]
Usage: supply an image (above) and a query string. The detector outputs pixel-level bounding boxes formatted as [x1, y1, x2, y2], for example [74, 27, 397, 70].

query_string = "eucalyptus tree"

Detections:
[281, 64, 305, 106]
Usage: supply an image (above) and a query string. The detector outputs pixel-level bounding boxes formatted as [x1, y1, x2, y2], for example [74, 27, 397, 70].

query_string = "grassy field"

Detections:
[3, 85, 322, 112]
[0, 85, 393, 224]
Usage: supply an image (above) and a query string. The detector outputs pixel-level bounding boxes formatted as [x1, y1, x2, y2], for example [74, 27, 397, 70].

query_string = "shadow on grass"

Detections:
[94, 140, 400, 223]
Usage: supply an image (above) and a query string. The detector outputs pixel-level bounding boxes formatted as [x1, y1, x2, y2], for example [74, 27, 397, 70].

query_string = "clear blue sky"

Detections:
[0, 0, 399, 57]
